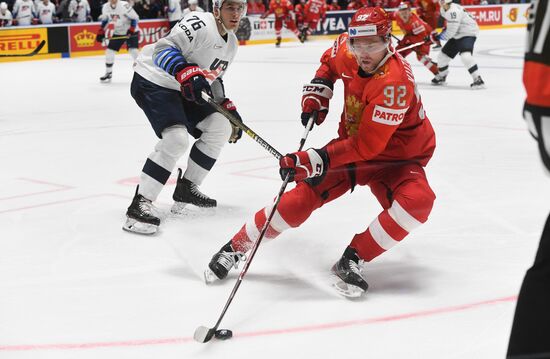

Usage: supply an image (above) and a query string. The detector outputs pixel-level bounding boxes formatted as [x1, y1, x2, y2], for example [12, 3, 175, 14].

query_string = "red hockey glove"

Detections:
[221, 98, 243, 143]
[96, 27, 105, 43]
[279, 148, 329, 182]
[301, 77, 333, 127]
[175, 64, 212, 104]
[127, 26, 136, 36]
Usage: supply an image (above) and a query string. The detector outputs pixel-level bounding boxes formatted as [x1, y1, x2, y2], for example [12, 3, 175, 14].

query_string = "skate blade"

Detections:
[471, 85, 486, 90]
[204, 268, 220, 284]
[331, 278, 366, 298]
[122, 217, 158, 235]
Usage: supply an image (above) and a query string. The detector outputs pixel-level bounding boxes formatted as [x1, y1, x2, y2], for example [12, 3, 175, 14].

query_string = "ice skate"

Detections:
[204, 242, 246, 284]
[275, 37, 281, 47]
[171, 168, 216, 214]
[431, 74, 447, 86]
[470, 76, 485, 90]
[331, 246, 369, 298]
[123, 186, 160, 235]
[100, 72, 112, 83]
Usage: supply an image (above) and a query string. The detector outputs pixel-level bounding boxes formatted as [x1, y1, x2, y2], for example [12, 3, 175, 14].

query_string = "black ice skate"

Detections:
[470, 76, 485, 90]
[123, 186, 160, 235]
[331, 246, 369, 298]
[100, 72, 112, 83]
[275, 37, 281, 47]
[431, 74, 447, 86]
[171, 168, 217, 214]
[204, 241, 246, 284]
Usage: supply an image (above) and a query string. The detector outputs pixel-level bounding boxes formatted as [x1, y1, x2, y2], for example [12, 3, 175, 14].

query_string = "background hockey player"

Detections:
[431, 0, 484, 89]
[300, 0, 326, 42]
[507, 0, 550, 357]
[205, 7, 436, 298]
[261, 0, 301, 47]
[95, 0, 140, 83]
[12, 0, 35, 26]
[294, 0, 306, 34]
[183, 0, 204, 17]
[68, 0, 90, 22]
[166, 0, 182, 29]
[394, 1, 437, 75]
[416, 0, 439, 31]
[0, 1, 13, 26]
[36, 0, 56, 24]
[123, 0, 247, 235]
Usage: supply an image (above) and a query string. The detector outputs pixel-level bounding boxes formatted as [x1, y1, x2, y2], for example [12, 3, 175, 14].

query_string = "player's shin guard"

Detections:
[460, 52, 485, 89]
[350, 190, 434, 263]
[420, 55, 438, 75]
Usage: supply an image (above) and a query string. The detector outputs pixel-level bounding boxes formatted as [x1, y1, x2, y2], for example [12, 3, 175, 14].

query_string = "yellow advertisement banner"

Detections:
[0, 28, 47, 56]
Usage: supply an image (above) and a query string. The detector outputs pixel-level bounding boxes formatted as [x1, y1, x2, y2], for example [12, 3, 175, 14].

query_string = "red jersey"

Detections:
[304, 0, 326, 19]
[417, 0, 439, 16]
[265, 0, 294, 19]
[394, 11, 432, 38]
[313, 34, 436, 168]
[327, 3, 340, 11]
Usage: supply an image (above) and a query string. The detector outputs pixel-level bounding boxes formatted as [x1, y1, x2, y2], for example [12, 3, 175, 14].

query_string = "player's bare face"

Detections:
[398, 9, 411, 22]
[350, 37, 388, 73]
[220, 1, 245, 31]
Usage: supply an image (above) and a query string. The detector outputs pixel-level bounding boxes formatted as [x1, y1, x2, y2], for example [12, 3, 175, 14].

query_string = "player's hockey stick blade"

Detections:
[194, 326, 216, 343]
[0, 40, 46, 57]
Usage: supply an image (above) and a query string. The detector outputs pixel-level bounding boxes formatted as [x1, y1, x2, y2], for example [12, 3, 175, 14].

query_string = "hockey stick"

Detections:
[194, 113, 317, 344]
[201, 92, 283, 159]
[0, 40, 46, 58]
[392, 33, 431, 53]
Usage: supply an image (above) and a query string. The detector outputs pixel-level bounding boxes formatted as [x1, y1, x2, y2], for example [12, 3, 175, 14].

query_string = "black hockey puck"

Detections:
[214, 329, 233, 340]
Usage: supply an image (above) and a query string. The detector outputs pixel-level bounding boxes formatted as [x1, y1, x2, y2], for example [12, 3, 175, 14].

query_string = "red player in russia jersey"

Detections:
[205, 8, 436, 298]
[303, 0, 326, 31]
[315, 32, 435, 167]
[261, 0, 301, 45]
[393, 1, 438, 74]
[416, 0, 440, 29]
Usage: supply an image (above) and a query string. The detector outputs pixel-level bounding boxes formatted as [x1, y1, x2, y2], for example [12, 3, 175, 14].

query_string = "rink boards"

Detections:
[0, 3, 531, 63]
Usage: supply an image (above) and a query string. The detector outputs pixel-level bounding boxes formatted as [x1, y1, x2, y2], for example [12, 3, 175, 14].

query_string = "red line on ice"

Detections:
[0, 295, 517, 351]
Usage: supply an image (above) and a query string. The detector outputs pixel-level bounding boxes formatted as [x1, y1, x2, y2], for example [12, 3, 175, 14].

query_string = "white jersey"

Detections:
[440, 3, 479, 40]
[68, 0, 89, 22]
[134, 11, 238, 91]
[36, 1, 55, 23]
[182, 6, 204, 16]
[100, 0, 139, 35]
[167, 0, 182, 22]
[0, 10, 13, 26]
[12, 0, 35, 25]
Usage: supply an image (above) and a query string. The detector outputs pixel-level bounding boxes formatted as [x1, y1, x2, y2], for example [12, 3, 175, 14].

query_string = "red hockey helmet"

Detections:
[398, 1, 411, 10]
[348, 7, 392, 39]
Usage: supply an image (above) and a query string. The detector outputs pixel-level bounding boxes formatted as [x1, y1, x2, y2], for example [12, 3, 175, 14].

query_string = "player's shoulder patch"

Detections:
[331, 33, 348, 58]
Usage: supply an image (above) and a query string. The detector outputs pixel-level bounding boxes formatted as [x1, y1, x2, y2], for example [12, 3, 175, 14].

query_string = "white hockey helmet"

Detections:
[0, 2, 7, 10]
[213, 0, 247, 17]
[441, 0, 453, 3]
[188, 0, 198, 4]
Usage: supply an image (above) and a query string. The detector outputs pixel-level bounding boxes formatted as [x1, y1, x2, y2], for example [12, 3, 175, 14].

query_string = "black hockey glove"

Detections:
[221, 99, 243, 143]
[96, 28, 105, 43]
[175, 64, 212, 105]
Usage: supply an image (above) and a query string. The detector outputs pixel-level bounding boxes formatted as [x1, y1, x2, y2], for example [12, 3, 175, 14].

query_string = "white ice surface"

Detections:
[1, 28, 548, 359]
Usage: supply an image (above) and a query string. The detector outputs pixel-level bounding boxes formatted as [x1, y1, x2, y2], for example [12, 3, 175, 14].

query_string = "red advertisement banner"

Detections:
[465, 6, 503, 26]
[69, 20, 170, 53]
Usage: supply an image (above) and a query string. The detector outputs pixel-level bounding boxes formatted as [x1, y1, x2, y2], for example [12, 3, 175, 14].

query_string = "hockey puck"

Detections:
[214, 329, 233, 340]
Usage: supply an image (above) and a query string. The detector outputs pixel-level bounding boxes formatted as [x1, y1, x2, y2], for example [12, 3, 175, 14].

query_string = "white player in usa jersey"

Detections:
[96, 0, 140, 82]
[12, 0, 35, 26]
[0, 2, 13, 27]
[183, 0, 204, 17]
[431, 0, 485, 89]
[166, 0, 182, 29]
[68, 0, 90, 22]
[124, 0, 247, 235]
[36, 0, 55, 24]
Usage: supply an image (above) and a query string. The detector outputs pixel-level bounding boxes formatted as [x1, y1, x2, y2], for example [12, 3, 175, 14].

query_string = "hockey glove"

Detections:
[175, 64, 212, 105]
[127, 26, 136, 37]
[221, 99, 243, 143]
[279, 148, 329, 182]
[96, 28, 105, 43]
[301, 78, 333, 127]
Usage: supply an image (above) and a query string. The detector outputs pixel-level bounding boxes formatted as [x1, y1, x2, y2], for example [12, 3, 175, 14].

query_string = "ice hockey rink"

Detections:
[1, 27, 548, 358]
